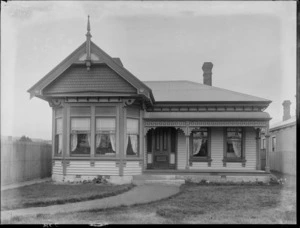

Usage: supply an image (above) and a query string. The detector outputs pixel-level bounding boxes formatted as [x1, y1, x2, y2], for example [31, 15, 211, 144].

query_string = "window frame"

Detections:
[126, 117, 140, 157]
[223, 127, 246, 166]
[54, 117, 63, 157]
[69, 116, 91, 157]
[95, 117, 117, 157]
[271, 136, 276, 152]
[189, 128, 212, 165]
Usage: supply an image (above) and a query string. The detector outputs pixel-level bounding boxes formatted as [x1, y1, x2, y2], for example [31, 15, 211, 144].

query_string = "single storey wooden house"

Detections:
[28, 18, 272, 184]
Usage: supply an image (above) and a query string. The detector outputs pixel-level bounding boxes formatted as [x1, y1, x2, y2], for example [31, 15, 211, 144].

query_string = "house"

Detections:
[267, 100, 296, 175]
[28, 18, 273, 184]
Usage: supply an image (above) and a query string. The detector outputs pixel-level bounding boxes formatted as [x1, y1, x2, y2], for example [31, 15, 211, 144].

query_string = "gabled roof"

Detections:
[27, 41, 154, 102]
[143, 80, 271, 103]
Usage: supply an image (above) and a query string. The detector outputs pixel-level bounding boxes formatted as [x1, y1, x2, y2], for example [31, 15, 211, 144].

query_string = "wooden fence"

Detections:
[269, 150, 296, 175]
[1, 140, 52, 186]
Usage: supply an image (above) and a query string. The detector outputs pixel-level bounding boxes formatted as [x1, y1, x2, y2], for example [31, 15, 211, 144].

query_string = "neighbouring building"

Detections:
[28, 18, 273, 184]
[267, 100, 296, 175]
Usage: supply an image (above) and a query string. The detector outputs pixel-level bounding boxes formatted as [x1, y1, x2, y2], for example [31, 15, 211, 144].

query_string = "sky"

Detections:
[1, 1, 297, 140]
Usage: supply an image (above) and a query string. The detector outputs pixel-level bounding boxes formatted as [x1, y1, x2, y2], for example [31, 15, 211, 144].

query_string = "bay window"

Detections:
[70, 118, 91, 156]
[95, 118, 116, 156]
[126, 118, 139, 156]
[55, 118, 63, 156]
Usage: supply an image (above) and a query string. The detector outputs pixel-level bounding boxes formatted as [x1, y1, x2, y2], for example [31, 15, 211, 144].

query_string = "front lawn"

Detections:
[3, 182, 296, 224]
[1, 181, 134, 211]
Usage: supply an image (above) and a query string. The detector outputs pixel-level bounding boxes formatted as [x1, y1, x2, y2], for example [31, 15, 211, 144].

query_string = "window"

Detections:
[126, 118, 139, 156]
[70, 118, 91, 156]
[272, 136, 276, 152]
[261, 138, 266, 149]
[191, 128, 208, 157]
[55, 118, 63, 156]
[95, 118, 116, 156]
[225, 127, 243, 159]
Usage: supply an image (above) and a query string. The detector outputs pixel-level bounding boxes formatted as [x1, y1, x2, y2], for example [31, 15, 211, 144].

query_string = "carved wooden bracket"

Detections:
[49, 99, 63, 108]
[123, 98, 135, 107]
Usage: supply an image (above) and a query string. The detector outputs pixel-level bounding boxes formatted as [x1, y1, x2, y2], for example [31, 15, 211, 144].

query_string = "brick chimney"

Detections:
[202, 62, 213, 86]
[282, 100, 291, 121]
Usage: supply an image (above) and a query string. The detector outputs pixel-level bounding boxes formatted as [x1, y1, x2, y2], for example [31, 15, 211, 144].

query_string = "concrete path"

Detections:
[1, 178, 52, 191]
[1, 184, 180, 222]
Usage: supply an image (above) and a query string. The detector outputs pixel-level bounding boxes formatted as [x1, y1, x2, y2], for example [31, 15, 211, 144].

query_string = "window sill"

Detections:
[190, 158, 212, 162]
[223, 158, 246, 163]
[124, 157, 143, 161]
[189, 158, 212, 166]
[95, 154, 117, 157]
[222, 158, 247, 167]
[70, 154, 91, 157]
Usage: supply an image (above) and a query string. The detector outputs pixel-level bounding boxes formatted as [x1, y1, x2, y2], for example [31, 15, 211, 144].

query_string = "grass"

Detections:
[2, 181, 296, 224]
[1, 181, 134, 211]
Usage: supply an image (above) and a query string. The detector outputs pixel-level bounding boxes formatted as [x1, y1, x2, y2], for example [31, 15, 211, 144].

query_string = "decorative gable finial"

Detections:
[85, 15, 92, 71]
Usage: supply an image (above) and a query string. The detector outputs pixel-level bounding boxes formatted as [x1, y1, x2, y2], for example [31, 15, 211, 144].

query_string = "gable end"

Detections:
[43, 64, 137, 95]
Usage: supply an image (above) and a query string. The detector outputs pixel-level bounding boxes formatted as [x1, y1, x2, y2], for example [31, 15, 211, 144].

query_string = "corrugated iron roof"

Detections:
[143, 80, 271, 102]
[270, 116, 296, 131]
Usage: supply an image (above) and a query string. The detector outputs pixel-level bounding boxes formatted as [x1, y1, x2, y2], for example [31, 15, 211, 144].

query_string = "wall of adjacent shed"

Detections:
[177, 127, 257, 170]
[269, 125, 296, 175]
[1, 140, 52, 186]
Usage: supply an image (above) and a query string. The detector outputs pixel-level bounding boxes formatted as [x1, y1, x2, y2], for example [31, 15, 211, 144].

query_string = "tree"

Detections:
[19, 135, 32, 142]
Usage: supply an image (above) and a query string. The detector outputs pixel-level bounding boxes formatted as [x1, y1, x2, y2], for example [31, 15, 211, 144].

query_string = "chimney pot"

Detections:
[202, 62, 213, 86]
[282, 100, 291, 121]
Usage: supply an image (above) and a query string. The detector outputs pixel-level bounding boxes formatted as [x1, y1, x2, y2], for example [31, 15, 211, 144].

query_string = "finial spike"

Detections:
[87, 15, 90, 32]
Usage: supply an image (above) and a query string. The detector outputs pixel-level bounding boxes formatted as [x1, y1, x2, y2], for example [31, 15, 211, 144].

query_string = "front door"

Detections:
[153, 128, 171, 169]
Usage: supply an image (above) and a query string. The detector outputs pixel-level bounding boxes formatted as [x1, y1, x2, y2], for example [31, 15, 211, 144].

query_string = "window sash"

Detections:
[95, 133, 116, 155]
[70, 133, 91, 155]
[126, 134, 139, 156]
[55, 134, 62, 155]
[226, 127, 243, 158]
[191, 130, 208, 157]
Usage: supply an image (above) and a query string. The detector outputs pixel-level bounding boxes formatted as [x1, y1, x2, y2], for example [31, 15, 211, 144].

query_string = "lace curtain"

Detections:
[231, 139, 241, 157]
[193, 138, 202, 155]
[110, 134, 116, 151]
[96, 134, 102, 148]
[71, 134, 78, 151]
[129, 135, 138, 154]
[58, 134, 63, 154]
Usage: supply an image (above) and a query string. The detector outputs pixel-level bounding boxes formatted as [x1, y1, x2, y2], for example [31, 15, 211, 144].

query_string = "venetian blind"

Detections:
[96, 118, 116, 131]
[127, 119, 139, 134]
[71, 118, 90, 131]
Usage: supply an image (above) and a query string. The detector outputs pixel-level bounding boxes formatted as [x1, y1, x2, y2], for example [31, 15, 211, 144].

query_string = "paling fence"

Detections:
[269, 150, 296, 176]
[1, 140, 52, 186]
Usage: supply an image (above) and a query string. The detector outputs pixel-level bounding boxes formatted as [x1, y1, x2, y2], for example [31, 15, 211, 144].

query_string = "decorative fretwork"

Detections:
[144, 120, 268, 128]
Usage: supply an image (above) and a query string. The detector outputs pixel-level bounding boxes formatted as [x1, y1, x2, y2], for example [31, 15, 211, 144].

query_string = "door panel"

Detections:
[153, 128, 170, 169]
